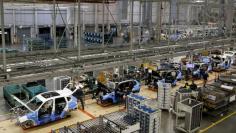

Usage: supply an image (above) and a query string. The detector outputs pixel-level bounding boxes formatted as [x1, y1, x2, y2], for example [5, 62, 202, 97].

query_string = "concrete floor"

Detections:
[160, 104, 236, 133]
[0, 89, 235, 133]
[206, 114, 236, 133]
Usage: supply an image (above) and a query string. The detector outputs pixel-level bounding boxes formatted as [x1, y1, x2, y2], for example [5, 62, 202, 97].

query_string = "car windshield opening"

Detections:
[26, 97, 43, 111]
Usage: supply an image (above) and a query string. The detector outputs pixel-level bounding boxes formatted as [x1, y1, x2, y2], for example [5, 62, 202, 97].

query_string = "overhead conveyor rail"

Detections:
[0, 37, 234, 86]
[0, 37, 225, 64]
[3, 0, 117, 3]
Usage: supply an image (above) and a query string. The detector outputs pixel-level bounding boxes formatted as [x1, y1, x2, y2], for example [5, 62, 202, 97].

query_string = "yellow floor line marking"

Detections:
[199, 111, 236, 133]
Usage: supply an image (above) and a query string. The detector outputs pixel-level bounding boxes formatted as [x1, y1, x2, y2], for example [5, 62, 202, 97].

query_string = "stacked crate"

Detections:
[84, 32, 102, 44]
[134, 105, 161, 133]
[25, 38, 48, 51]
[55, 76, 71, 90]
[126, 93, 146, 118]
[126, 94, 161, 133]
[157, 82, 171, 110]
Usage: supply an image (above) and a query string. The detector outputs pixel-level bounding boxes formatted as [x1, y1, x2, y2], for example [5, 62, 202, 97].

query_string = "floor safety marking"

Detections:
[199, 111, 236, 133]
[78, 109, 96, 119]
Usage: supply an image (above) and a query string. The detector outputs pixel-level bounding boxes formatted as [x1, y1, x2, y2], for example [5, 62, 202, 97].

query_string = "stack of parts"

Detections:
[201, 85, 228, 109]
[133, 105, 161, 133]
[126, 94, 161, 133]
[157, 82, 171, 110]
[126, 93, 146, 118]
[211, 83, 236, 103]
[54, 76, 71, 90]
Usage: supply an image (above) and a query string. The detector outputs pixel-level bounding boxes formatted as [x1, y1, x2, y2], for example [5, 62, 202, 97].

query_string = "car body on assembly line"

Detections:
[98, 80, 141, 104]
[12, 88, 78, 129]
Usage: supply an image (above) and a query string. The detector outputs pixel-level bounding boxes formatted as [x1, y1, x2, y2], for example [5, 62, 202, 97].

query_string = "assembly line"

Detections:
[0, 0, 236, 133]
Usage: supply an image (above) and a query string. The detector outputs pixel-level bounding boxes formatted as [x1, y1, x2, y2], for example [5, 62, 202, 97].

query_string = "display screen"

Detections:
[186, 63, 194, 68]
[202, 57, 210, 63]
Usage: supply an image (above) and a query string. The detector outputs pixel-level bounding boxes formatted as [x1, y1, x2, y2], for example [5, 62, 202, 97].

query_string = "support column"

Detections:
[156, 1, 162, 44]
[102, 0, 105, 48]
[94, 4, 98, 32]
[167, 0, 171, 49]
[33, 7, 38, 37]
[74, 4, 78, 48]
[53, 0, 57, 52]
[82, 11, 85, 32]
[130, 0, 134, 52]
[225, 0, 234, 36]
[107, 5, 110, 32]
[138, 0, 142, 45]
[176, 0, 179, 25]
[186, 5, 191, 25]
[77, 0, 81, 61]
[1, 0, 6, 72]
[13, 8, 16, 44]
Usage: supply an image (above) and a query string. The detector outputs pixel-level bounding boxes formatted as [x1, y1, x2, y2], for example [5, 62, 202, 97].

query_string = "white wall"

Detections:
[2, 1, 173, 27]
[4, 8, 67, 27]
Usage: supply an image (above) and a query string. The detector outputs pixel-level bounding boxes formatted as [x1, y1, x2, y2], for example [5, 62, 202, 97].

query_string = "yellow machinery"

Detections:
[142, 61, 158, 71]
[97, 71, 109, 85]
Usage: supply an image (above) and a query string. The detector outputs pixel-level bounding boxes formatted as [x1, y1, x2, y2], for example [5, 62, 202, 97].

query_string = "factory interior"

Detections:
[0, 0, 236, 133]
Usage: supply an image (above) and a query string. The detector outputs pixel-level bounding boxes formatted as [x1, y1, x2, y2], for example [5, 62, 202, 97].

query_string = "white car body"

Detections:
[12, 87, 78, 129]
[223, 51, 236, 64]
[223, 51, 236, 58]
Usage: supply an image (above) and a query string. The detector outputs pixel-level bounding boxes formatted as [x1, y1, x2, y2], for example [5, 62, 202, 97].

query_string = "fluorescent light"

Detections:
[6, 68, 12, 72]
[195, 0, 204, 3]
[0, 31, 7, 34]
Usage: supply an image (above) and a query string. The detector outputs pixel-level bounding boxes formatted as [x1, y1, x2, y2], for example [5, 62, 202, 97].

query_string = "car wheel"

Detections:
[21, 120, 34, 129]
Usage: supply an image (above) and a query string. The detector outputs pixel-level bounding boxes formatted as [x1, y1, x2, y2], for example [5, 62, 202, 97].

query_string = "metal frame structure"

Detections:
[0, 0, 235, 86]
[0, 37, 234, 86]
[52, 111, 140, 133]
[172, 89, 199, 116]
[175, 98, 203, 133]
